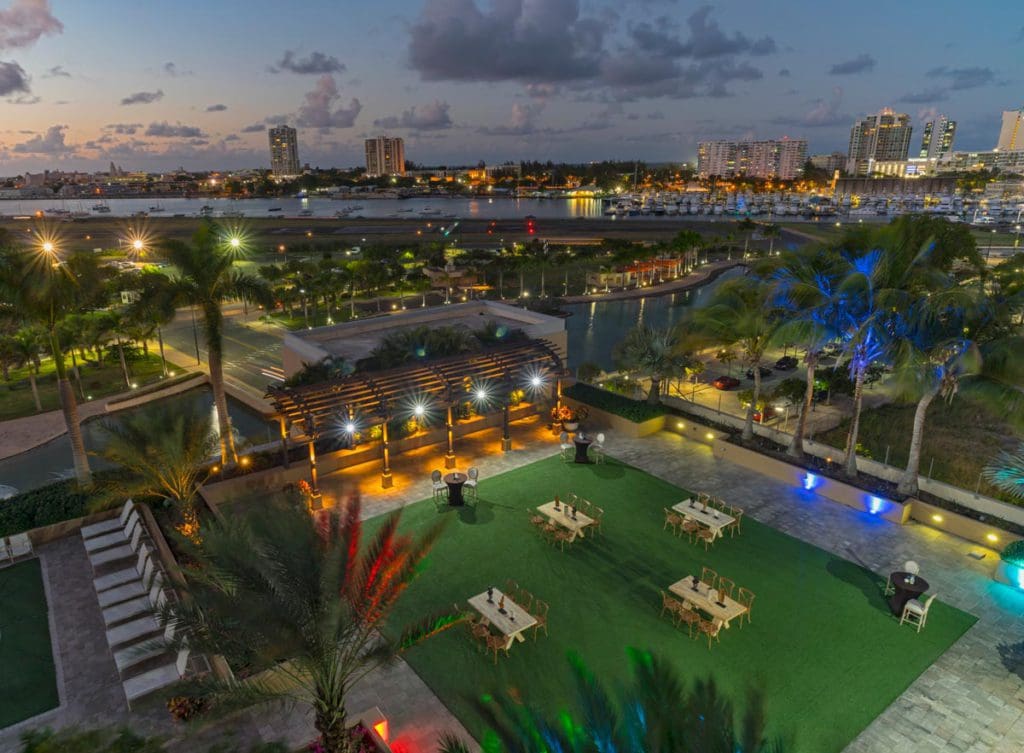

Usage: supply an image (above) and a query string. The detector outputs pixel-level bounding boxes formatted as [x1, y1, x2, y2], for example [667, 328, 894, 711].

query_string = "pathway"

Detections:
[559, 259, 743, 304]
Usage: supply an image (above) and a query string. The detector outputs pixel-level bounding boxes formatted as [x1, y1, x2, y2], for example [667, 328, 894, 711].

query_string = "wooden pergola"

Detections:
[266, 339, 566, 497]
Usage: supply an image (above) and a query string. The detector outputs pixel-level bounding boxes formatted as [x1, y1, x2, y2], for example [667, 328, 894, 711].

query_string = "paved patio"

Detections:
[4, 428, 1024, 752]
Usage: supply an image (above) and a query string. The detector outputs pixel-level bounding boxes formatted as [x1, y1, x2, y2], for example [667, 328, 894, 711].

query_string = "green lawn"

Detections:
[819, 396, 1022, 505]
[377, 456, 976, 753]
[0, 559, 58, 728]
[0, 352, 166, 422]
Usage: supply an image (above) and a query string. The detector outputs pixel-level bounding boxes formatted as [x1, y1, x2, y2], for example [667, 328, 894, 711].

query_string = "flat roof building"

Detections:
[697, 138, 807, 180]
[269, 125, 300, 179]
[365, 136, 406, 177]
[847, 109, 912, 176]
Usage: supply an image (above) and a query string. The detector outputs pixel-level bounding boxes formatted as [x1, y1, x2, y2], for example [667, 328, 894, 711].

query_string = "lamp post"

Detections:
[444, 405, 456, 469]
[303, 412, 323, 510]
[380, 417, 393, 488]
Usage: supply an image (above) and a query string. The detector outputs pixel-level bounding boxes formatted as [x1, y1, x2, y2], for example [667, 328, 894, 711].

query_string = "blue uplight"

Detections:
[868, 496, 884, 515]
[802, 472, 819, 491]
[1016, 566, 1024, 591]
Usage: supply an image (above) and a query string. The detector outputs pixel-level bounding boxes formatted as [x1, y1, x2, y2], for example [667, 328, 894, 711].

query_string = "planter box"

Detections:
[909, 498, 1022, 551]
[993, 560, 1024, 590]
[562, 397, 664, 438]
[664, 416, 728, 445]
[713, 440, 909, 525]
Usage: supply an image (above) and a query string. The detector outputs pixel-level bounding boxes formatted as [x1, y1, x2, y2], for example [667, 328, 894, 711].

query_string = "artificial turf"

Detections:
[377, 455, 977, 753]
[0, 558, 59, 728]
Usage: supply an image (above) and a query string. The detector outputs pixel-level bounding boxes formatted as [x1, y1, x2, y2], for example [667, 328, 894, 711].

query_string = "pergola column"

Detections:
[444, 405, 457, 469]
[502, 402, 512, 452]
[307, 438, 323, 510]
[381, 419, 393, 488]
[279, 417, 290, 469]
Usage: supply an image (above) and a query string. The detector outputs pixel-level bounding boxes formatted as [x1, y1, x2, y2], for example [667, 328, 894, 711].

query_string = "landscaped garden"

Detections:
[375, 455, 976, 753]
[0, 559, 58, 728]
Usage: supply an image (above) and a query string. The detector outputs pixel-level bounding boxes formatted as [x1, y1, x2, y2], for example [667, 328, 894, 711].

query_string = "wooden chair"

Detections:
[485, 632, 510, 663]
[700, 567, 718, 589]
[675, 606, 701, 638]
[695, 526, 716, 551]
[591, 505, 605, 536]
[882, 573, 895, 596]
[532, 599, 549, 640]
[737, 587, 755, 626]
[680, 517, 700, 543]
[716, 577, 735, 602]
[530, 512, 547, 527]
[900, 594, 936, 633]
[559, 432, 573, 461]
[541, 523, 559, 544]
[553, 529, 576, 551]
[505, 579, 519, 599]
[696, 492, 710, 509]
[727, 507, 744, 537]
[698, 618, 723, 650]
[517, 589, 534, 613]
[664, 508, 685, 535]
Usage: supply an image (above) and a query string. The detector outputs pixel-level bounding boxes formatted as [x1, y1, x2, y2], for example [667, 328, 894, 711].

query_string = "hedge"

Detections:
[0, 480, 91, 538]
[1001, 540, 1024, 568]
[563, 382, 665, 423]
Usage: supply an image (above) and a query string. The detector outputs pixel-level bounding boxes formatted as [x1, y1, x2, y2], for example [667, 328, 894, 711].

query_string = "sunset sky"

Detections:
[0, 0, 1020, 173]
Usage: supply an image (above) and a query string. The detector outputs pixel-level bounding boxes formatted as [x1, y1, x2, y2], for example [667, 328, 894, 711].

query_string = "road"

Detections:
[162, 302, 286, 396]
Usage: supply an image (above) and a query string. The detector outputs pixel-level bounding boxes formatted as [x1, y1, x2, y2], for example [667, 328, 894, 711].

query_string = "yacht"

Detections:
[92, 201, 111, 213]
[148, 204, 166, 213]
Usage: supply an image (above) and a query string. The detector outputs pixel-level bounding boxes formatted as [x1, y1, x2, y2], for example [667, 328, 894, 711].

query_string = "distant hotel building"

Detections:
[919, 116, 956, 159]
[364, 136, 406, 177]
[846, 109, 912, 176]
[996, 107, 1024, 151]
[696, 138, 807, 180]
[268, 125, 300, 179]
[809, 152, 846, 174]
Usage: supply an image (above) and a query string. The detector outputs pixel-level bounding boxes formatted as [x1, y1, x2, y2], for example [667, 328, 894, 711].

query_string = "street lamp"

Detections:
[41, 241, 55, 254]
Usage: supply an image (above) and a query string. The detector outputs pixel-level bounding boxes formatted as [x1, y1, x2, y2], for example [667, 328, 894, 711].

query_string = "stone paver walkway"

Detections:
[6, 429, 1024, 753]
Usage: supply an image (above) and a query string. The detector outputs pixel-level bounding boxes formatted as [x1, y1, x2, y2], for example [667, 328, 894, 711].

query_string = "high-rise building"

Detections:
[919, 116, 956, 159]
[846, 109, 912, 176]
[996, 108, 1024, 151]
[268, 125, 300, 178]
[696, 138, 807, 180]
[364, 136, 406, 177]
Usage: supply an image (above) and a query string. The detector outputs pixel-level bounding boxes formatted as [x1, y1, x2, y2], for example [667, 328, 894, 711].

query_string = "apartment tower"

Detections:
[846, 109, 912, 176]
[364, 136, 406, 177]
[268, 125, 300, 178]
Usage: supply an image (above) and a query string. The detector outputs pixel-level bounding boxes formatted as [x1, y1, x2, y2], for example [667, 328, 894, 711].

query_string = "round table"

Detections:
[888, 571, 929, 616]
[572, 437, 593, 464]
[444, 472, 467, 506]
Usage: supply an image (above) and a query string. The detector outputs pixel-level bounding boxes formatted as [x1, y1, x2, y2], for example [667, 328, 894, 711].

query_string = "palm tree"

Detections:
[95, 404, 217, 512]
[11, 326, 46, 413]
[984, 444, 1024, 501]
[127, 270, 178, 377]
[736, 217, 758, 259]
[0, 244, 104, 484]
[614, 325, 694, 405]
[762, 223, 782, 257]
[159, 223, 273, 464]
[161, 498, 458, 753]
[437, 649, 786, 753]
[694, 277, 782, 440]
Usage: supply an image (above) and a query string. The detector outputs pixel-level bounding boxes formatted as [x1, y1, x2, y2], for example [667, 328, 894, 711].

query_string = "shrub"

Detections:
[1001, 540, 1024, 567]
[563, 382, 665, 423]
[576, 362, 602, 383]
[0, 480, 90, 537]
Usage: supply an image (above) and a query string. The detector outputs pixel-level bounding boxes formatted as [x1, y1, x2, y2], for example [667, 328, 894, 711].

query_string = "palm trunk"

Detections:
[315, 708, 348, 753]
[897, 388, 938, 496]
[50, 329, 91, 485]
[117, 339, 130, 387]
[647, 377, 661, 405]
[157, 326, 168, 377]
[29, 372, 42, 412]
[787, 355, 817, 458]
[842, 367, 867, 477]
[207, 347, 237, 464]
[69, 349, 85, 400]
[742, 365, 760, 441]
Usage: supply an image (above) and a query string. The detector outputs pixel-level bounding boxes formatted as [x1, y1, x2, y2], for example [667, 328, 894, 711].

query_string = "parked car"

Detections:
[712, 375, 741, 390]
[745, 366, 773, 379]
[775, 356, 799, 371]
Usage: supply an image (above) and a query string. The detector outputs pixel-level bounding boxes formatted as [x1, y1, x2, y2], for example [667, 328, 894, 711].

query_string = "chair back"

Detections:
[468, 467, 479, 480]
[119, 499, 136, 525]
[737, 586, 755, 610]
[596, 432, 606, 445]
[700, 566, 718, 588]
[717, 577, 735, 600]
[175, 648, 190, 677]
[140, 557, 156, 588]
[922, 593, 937, 613]
[431, 469, 442, 482]
[559, 431, 569, 443]
[149, 572, 165, 604]
[535, 599, 549, 620]
[130, 521, 145, 552]
[904, 560, 920, 575]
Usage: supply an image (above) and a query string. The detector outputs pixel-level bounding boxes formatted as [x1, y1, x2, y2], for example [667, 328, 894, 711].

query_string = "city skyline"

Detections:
[0, 0, 1020, 172]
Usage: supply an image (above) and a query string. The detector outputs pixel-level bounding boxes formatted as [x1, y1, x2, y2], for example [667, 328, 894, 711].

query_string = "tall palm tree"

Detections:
[736, 217, 758, 259]
[0, 244, 105, 484]
[95, 404, 217, 512]
[162, 498, 458, 753]
[614, 325, 695, 405]
[693, 277, 783, 440]
[160, 223, 272, 464]
[11, 326, 46, 413]
[127, 270, 178, 377]
[762, 223, 782, 257]
[437, 649, 786, 753]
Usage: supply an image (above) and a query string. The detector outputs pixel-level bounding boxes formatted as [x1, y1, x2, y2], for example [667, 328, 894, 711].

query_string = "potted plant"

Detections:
[552, 404, 589, 432]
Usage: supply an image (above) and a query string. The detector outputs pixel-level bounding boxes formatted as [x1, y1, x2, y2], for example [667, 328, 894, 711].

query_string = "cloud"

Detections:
[478, 102, 546, 136]
[144, 121, 207, 138]
[104, 122, 142, 135]
[163, 62, 191, 77]
[373, 100, 453, 131]
[647, 6, 776, 59]
[898, 87, 948, 104]
[0, 60, 30, 95]
[8, 93, 39, 104]
[778, 68, 790, 77]
[926, 66, 995, 90]
[271, 50, 345, 75]
[42, 64, 69, 78]
[12, 124, 71, 155]
[120, 89, 163, 105]
[223, 134, 240, 142]
[205, 103, 228, 112]
[828, 53, 875, 76]
[296, 75, 361, 129]
[771, 87, 848, 128]
[241, 122, 266, 133]
[0, 0, 62, 50]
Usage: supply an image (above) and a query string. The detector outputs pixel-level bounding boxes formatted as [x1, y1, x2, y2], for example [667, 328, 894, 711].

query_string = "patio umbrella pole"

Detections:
[502, 403, 512, 451]
[381, 420, 393, 488]
[307, 438, 322, 510]
[445, 405, 457, 469]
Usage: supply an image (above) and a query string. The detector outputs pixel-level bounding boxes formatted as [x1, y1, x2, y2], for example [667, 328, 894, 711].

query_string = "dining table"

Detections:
[672, 499, 735, 539]
[888, 571, 929, 617]
[444, 472, 468, 506]
[468, 588, 538, 650]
